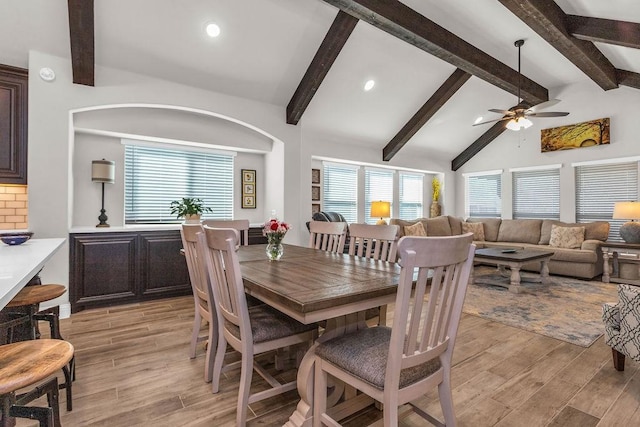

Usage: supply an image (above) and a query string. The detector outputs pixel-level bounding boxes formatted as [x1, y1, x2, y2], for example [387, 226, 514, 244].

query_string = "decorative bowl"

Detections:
[1, 232, 33, 246]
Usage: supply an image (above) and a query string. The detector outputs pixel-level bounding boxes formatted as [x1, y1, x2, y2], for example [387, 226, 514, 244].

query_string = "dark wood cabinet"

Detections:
[0, 64, 28, 184]
[248, 226, 268, 245]
[69, 230, 191, 312]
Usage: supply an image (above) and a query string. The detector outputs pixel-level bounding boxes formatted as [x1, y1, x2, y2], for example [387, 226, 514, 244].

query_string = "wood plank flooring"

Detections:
[15, 294, 640, 426]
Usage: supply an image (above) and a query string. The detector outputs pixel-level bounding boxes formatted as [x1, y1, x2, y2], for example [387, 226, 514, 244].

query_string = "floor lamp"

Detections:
[92, 159, 115, 228]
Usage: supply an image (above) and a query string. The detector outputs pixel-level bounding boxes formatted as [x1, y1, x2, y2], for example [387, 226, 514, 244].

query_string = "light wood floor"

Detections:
[15, 294, 640, 426]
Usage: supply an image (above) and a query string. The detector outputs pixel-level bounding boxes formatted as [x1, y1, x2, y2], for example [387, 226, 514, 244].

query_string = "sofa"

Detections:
[390, 215, 610, 279]
[306, 211, 350, 253]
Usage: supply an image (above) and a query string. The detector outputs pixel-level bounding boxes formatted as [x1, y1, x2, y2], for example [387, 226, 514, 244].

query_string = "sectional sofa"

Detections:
[389, 215, 610, 279]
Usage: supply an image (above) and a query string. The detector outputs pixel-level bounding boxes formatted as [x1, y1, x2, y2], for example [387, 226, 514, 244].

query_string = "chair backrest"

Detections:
[202, 219, 250, 246]
[348, 223, 399, 261]
[180, 224, 211, 316]
[197, 226, 252, 343]
[308, 220, 347, 254]
[386, 233, 475, 390]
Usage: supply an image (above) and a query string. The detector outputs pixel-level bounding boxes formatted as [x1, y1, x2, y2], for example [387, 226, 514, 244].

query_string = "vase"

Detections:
[184, 214, 201, 224]
[430, 201, 441, 218]
[266, 243, 284, 261]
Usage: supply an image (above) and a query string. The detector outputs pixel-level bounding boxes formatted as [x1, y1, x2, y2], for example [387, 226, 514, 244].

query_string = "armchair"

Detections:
[603, 284, 640, 371]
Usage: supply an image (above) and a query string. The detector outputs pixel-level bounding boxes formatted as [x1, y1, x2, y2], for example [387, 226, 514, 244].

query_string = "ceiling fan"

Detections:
[473, 39, 569, 131]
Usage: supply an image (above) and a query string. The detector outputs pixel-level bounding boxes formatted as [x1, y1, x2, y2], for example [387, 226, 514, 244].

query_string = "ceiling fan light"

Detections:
[521, 118, 533, 129]
[506, 118, 521, 131]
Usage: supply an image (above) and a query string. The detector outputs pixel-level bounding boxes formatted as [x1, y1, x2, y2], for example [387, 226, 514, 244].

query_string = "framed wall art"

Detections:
[241, 169, 256, 209]
[312, 186, 320, 201]
[541, 117, 610, 153]
[312, 168, 321, 184]
[312, 203, 321, 214]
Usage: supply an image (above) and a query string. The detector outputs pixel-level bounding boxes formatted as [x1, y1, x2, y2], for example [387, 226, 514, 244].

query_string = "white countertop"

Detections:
[0, 238, 65, 310]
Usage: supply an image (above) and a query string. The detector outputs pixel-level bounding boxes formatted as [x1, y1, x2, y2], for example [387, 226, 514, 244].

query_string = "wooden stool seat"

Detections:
[5, 285, 66, 308]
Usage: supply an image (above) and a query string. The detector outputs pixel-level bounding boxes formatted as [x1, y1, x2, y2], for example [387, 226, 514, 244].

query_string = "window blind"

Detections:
[512, 169, 560, 219]
[466, 173, 502, 218]
[124, 144, 234, 223]
[365, 169, 394, 224]
[399, 173, 424, 220]
[322, 163, 359, 223]
[576, 162, 639, 241]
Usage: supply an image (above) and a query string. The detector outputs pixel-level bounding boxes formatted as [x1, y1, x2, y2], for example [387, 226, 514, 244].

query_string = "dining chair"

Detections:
[202, 219, 250, 246]
[308, 220, 347, 254]
[180, 224, 217, 382]
[348, 223, 399, 326]
[197, 226, 318, 426]
[313, 233, 475, 427]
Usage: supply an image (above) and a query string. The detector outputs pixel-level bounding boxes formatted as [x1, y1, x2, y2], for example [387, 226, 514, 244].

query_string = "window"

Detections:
[465, 172, 502, 218]
[365, 168, 394, 224]
[512, 168, 560, 219]
[322, 163, 359, 223]
[576, 161, 638, 241]
[399, 173, 424, 220]
[124, 144, 234, 223]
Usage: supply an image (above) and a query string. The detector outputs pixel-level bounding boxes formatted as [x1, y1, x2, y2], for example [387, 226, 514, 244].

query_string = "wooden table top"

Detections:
[474, 247, 554, 262]
[238, 244, 400, 323]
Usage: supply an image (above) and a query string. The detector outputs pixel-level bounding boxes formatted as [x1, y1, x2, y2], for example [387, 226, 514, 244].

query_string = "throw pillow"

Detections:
[404, 222, 427, 237]
[549, 224, 585, 249]
[462, 222, 485, 241]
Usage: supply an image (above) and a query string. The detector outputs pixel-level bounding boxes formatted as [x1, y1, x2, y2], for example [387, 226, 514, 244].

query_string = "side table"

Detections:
[601, 242, 640, 285]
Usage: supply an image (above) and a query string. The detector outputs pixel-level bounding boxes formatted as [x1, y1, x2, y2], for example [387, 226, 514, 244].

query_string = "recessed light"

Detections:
[39, 67, 55, 82]
[364, 80, 375, 91]
[206, 23, 221, 38]
[474, 116, 483, 124]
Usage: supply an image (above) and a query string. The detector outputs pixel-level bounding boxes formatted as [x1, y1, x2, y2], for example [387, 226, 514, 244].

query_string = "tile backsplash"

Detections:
[0, 185, 28, 229]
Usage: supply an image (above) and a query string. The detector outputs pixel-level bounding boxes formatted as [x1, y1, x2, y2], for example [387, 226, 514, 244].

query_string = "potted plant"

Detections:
[170, 197, 212, 223]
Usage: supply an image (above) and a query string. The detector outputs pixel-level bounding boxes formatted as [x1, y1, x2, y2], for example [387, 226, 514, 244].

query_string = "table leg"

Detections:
[540, 259, 550, 284]
[602, 250, 610, 283]
[509, 266, 522, 293]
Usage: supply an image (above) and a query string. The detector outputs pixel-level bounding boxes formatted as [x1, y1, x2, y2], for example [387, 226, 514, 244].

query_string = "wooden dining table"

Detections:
[238, 243, 401, 427]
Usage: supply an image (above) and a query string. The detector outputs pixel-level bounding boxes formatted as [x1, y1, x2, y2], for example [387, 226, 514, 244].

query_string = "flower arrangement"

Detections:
[263, 219, 290, 260]
[432, 177, 441, 202]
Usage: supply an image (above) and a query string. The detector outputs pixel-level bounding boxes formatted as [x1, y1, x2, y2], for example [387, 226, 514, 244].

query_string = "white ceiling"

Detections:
[1, 0, 638, 162]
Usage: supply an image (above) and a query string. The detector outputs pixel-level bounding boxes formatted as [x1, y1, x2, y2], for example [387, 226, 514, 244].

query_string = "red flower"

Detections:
[270, 222, 279, 231]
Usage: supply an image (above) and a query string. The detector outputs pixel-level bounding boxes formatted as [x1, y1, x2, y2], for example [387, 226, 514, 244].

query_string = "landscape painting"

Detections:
[541, 118, 610, 153]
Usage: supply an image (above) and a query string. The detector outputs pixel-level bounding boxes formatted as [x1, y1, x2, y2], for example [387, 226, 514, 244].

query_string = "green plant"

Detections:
[169, 197, 212, 218]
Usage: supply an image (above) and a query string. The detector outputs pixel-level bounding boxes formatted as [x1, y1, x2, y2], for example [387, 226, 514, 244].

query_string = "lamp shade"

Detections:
[92, 159, 115, 184]
[613, 202, 640, 220]
[370, 201, 391, 219]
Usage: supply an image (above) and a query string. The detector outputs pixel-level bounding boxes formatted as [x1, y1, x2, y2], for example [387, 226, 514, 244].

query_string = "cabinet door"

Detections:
[70, 233, 138, 312]
[0, 65, 27, 184]
[138, 231, 190, 296]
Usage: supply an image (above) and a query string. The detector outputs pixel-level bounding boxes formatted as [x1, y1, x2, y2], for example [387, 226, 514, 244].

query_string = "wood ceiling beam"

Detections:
[322, 0, 549, 106]
[498, 0, 618, 91]
[567, 15, 640, 49]
[286, 11, 358, 125]
[68, 0, 95, 86]
[383, 68, 471, 161]
[451, 120, 509, 171]
[617, 69, 640, 90]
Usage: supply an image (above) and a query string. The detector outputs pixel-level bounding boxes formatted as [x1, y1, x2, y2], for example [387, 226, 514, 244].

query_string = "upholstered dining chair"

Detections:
[308, 220, 347, 254]
[603, 283, 640, 371]
[313, 233, 475, 427]
[348, 223, 399, 326]
[197, 226, 318, 426]
[180, 224, 217, 382]
[202, 219, 250, 246]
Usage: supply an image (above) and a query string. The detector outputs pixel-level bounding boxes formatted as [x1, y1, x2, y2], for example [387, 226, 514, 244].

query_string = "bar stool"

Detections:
[4, 285, 74, 411]
[0, 339, 74, 427]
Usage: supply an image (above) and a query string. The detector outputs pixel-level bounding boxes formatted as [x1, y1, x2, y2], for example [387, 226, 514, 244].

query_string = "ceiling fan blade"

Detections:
[527, 99, 561, 113]
[526, 111, 569, 118]
[488, 108, 515, 116]
[473, 117, 511, 126]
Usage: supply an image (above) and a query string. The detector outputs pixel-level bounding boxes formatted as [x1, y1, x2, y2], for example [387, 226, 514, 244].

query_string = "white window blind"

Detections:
[512, 169, 560, 219]
[365, 169, 394, 224]
[322, 163, 358, 223]
[124, 144, 234, 223]
[466, 173, 502, 218]
[399, 173, 424, 220]
[576, 162, 638, 241]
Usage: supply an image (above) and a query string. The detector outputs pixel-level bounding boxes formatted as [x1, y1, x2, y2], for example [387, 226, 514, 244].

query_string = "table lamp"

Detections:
[92, 159, 115, 228]
[613, 201, 640, 243]
[370, 201, 391, 225]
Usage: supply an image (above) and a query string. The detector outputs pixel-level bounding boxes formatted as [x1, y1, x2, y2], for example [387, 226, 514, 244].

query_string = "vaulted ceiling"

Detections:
[1, 0, 639, 169]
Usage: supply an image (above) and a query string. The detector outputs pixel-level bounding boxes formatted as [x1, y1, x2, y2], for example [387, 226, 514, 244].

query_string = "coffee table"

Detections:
[473, 247, 554, 293]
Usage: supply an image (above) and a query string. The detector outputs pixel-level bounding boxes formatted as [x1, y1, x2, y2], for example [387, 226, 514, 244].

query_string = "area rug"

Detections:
[463, 266, 619, 347]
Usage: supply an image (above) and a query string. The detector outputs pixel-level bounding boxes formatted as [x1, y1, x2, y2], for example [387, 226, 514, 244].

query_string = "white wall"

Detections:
[454, 82, 640, 221]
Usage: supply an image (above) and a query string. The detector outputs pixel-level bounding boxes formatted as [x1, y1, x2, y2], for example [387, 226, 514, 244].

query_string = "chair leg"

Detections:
[438, 374, 456, 427]
[189, 311, 202, 359]
[204, 316, 216, 383]
[613, 348, 626, 371]
[211, 334, 227, 393]
[236, 350, 254, 427]
[61, 365, 73, 411]
[313, 361, 327, 427]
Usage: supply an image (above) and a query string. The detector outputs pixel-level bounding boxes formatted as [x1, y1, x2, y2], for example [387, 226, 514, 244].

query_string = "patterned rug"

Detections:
[464, 266, 619, 347]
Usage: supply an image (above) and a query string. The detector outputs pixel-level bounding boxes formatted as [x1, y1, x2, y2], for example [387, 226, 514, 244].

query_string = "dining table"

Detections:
[238, 243, 401, 427]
